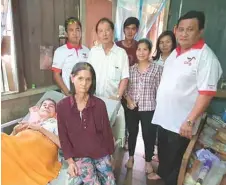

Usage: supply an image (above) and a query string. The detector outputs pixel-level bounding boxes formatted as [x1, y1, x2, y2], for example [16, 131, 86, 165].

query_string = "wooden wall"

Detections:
[85, 0, 112, 48]
[12, 0, 80, 90]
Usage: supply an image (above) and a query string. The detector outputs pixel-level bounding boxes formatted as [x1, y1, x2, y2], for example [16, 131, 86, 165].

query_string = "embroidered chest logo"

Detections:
[184, 57, 196, 66]
[82, 53, 88, 58]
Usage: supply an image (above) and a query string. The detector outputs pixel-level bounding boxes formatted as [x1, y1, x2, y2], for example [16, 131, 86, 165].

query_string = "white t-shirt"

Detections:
[52, 44, 89, 90]
[88, 43, 129, 97]
[152, 40, 222, 134]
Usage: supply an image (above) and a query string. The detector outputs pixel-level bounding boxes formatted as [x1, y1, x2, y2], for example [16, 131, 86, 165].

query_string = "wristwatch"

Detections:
[116, 94, 121, 100]
[186, 119, 194, 127]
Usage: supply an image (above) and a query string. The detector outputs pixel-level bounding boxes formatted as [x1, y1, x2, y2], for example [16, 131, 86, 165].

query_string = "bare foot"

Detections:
[152, 155, 159, 162]
[147, 173, 161, 180]
[145, 162, 154, 174]
[125, 158, 134, 169]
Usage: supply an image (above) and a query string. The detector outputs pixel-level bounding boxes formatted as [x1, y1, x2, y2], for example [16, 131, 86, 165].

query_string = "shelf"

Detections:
[198, 116, 226, 156]
[215, 89, 226, 98]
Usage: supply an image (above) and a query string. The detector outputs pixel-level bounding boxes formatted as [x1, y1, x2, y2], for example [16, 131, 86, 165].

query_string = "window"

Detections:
[147, 7, 167, 55]
[1, 0, 18, 94]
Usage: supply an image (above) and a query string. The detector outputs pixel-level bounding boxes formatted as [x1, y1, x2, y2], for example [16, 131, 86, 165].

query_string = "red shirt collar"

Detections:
[176, 39, 205, 57]
[66, 42, 82, 50]
[69, 95, 96, 110]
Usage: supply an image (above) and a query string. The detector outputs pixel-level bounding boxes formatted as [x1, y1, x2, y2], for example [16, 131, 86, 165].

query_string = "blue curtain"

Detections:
[115, 0, 167, 41]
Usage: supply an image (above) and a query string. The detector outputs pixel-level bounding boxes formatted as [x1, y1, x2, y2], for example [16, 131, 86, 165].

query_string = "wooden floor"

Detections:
[113, 130, 165, 185]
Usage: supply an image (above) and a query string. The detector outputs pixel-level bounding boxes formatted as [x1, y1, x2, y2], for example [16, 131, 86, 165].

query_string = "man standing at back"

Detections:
[116, 17, 140, 149]
[88, 17, 129, 100]
[116, 17, 140, 66]
[149, 11, 222, 185]
[88, 18, 129, 155]
[52, 17, 89, 96]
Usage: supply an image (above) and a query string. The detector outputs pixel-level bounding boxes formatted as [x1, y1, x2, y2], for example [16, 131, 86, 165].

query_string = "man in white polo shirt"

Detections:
[88, 18, 129, 152]
[149, 11, 222, 185]
[88, 18, 129, 100]
[52, 17, 89, 96]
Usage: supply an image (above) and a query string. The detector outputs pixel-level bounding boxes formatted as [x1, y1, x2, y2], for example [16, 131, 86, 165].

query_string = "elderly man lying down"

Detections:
[1, 98, 61, 185]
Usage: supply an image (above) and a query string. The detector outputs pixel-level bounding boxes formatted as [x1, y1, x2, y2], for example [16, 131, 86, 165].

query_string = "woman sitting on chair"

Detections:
[1, 98, 61, 185]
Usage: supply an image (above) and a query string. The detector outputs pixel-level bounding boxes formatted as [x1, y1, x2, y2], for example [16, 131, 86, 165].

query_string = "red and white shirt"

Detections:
[51, 43, 89, 89]
[152, 39, 222, 134]
[126, 63, 163, 111]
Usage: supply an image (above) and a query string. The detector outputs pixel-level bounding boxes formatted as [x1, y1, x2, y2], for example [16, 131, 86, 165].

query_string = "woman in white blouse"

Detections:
[150, 30, 176, 163]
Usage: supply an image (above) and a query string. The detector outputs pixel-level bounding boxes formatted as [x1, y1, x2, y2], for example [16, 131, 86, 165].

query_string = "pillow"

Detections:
[28, 106, 41, 124]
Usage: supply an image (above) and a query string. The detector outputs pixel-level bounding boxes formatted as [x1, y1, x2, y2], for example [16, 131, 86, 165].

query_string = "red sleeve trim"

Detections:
[51, 67, 62, 73]
[198, 90, 216, 96]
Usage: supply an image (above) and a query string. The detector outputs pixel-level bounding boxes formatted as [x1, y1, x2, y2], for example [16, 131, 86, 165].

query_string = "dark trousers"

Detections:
[121, 97, 129, 138]
[127, 108, 157, 162]
[157, 126, 190, 185]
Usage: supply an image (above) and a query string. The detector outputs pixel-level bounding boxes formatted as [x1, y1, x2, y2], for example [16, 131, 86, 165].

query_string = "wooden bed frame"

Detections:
[177, 114, 207, 185]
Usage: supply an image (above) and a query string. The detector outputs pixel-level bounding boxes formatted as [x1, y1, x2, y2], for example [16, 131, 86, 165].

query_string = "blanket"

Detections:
[1, 129, 61, 185]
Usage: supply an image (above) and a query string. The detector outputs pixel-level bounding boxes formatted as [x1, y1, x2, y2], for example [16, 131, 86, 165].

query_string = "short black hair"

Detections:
[177, 11, 205, 30]
[70, 62, 96, 95]
[137, 38, 152, 51]
[40, 98, 57, 109]
[123, 17, 140, 29]
[96, 17, 114, 33]
[64, 17, 82, 32]
[152, 30, 177, 61]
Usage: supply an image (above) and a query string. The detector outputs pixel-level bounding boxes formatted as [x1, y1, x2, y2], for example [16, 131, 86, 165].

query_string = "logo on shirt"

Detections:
[184, 57, 196, 66]
[82, 53, 88, 58]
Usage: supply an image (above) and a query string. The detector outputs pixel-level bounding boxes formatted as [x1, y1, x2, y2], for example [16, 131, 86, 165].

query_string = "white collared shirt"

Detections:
[52, 44, 89, 89]
[154, 55, 164, 67]
[88, 43, 129, 97]
[152, 41, 222, 134]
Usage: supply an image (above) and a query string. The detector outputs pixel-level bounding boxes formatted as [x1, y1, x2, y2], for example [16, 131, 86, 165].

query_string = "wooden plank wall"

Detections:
[13, 0, 80, 90]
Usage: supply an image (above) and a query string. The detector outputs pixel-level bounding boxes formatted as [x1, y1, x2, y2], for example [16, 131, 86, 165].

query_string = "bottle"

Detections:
[31, 83, 36, 89]
[203, 161, 226, 185]
[195, 160, 212, 185]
